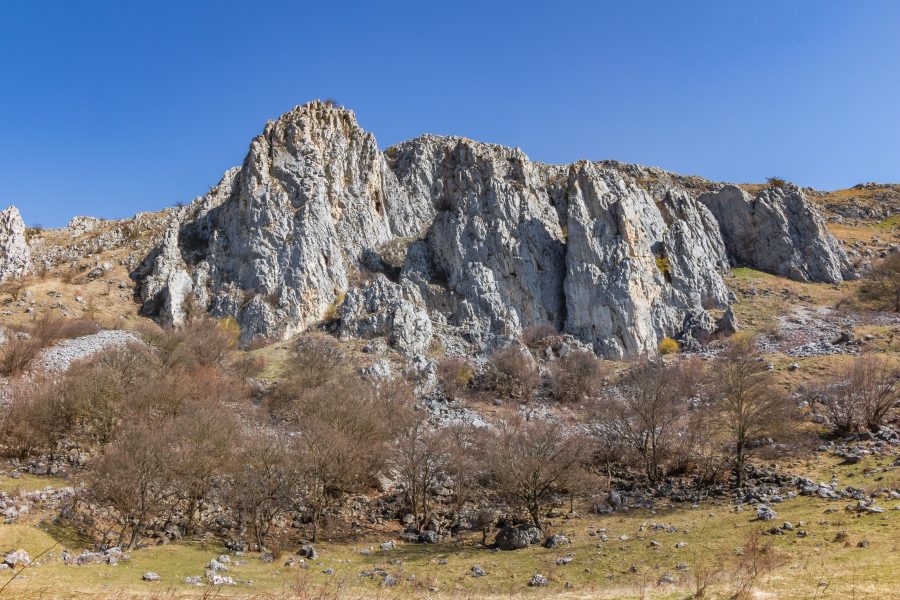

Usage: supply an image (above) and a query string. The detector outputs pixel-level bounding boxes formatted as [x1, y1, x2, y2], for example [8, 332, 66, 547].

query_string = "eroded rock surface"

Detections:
[0, 206, 31, 282]
[699, 185, 852, 283]
[136, 101, 850, 357]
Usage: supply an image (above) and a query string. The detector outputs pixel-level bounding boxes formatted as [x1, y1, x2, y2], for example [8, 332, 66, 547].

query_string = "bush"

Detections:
[658, 336, 679, 355]
[550, 351, 606, 403]
[139, 318, 238, 371]
[862, 252, 900, 311]
[437, 356, 475, 398]
[811, 355, 899, 434]
[766, 176, 786, 188]
[522, 324, 559, 350]
[0, 336, 43, 377]
[480, 346, 540, 401]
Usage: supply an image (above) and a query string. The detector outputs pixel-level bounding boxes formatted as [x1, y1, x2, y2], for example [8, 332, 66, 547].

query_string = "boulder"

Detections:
[756, 505, 777, 521]
[543, 534, 570, 549]
[4, 549, 30, 567]
[495, 524, 543, 550]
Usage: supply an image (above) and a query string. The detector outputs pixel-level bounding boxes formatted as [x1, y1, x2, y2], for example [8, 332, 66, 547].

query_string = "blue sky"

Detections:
[2, 1, 899, 227]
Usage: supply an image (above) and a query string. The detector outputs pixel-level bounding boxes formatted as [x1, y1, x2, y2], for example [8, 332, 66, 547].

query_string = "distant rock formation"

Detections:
[0, 206, 31, 283]
[136, 101, 852, 358]
[699, 185, 853, 283]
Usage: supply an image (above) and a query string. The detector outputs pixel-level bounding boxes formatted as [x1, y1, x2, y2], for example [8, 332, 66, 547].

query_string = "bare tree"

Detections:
[444, 424, 481, 536]
[391, 414, 452, 534]
[287, 377, 411, 541]
[811, 355, 899, 434]
[598, 360, 696, 481]
[87, 421, 174, 550]
[169, 399, 239, 534]
[481, 418, 586, 529]
[710, 336, 793, 487]
[229, 433, 293, 550]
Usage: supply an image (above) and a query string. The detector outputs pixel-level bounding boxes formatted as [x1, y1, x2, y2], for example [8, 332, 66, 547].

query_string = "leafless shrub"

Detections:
[87, 421, 174, 550]
[0, 376, 68, 460]
[810, 354, 899, 434]
[861, 251, 900, 311]
[0, 336, 43, 377]
[549, 350, 607, 403]
[284, 376, 412, 541]
[169, 398, 239, 534]
[728, 533, 785, 600]
[138, 317, 238, 371]
[391, 413, 452, 534]
[479, 345, 540, 401]
[437, 356, 474, 399]
[227, 433, 293, 550]
[521, 323, 559, 350]
[596, 360, 694, 481]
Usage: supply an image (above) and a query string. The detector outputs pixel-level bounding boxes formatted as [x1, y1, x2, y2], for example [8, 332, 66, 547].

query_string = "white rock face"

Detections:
[0, 206, 31, 282]
[561, 163, 730, 357]
[699, 185, 851, 283]
[137, 102, 849, 357]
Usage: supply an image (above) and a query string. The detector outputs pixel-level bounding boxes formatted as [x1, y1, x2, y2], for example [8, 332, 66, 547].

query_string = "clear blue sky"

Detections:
[2, 1, 899, 227]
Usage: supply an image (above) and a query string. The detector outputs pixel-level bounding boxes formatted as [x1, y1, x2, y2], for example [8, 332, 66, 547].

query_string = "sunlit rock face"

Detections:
[0, 206, 31, 283]
[137, 101, 849, 357]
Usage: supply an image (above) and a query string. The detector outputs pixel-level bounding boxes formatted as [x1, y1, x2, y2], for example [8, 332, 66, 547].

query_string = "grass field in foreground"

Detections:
[1, 481, 897, 599]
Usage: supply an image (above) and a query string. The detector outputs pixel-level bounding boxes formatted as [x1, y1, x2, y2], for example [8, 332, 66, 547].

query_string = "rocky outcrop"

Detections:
[699, 185, 852, 283]
[136, 101, 848, 357]
[0, 206, 31, 282]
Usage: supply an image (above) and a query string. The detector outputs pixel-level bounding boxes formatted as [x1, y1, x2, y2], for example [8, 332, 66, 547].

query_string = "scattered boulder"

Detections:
[544, 534, 570, 549]
[142, 572, 160, 582]
[756, 505, 777, 521]
[495, 524, 543, 550]
[4, 549, 30, 567]
[529, 574, 550, 587]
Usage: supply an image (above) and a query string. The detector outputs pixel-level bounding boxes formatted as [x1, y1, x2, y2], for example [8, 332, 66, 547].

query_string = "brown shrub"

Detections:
[437, 356, 475, 399]
[139, 318, 238, 371]
[521, 323, 559, 350]
[480, 346, 540, 401]
[550, 351, 607, 403]
[0, 336, 43, 377]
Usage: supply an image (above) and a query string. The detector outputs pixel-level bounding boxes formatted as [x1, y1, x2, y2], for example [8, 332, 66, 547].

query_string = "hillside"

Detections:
[0, 102, 898, 599]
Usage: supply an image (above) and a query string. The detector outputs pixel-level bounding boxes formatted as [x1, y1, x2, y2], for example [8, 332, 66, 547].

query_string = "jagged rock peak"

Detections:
[136, 102, 851, 358]
[0, 205, 32, 283]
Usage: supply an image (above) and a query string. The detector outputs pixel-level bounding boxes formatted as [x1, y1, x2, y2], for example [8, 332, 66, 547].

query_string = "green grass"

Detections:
[2, 485, 898, 599]
[0, 473, 69, 494]
[877, 214, 900, 230]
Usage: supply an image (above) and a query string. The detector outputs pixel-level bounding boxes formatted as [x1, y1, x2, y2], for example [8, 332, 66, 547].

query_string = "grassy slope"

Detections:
[2, 458, 898, 600]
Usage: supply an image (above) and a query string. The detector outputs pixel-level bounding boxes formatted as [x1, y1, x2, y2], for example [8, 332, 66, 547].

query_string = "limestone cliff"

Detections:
[0, 206, 31, 283]
[136, 101, 851, 357]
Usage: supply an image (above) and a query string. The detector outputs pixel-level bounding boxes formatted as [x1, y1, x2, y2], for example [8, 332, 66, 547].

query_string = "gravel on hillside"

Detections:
[36, 330, 140, 374]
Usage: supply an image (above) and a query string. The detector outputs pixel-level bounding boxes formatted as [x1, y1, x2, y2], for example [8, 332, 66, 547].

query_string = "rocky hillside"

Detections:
[2, 101, 856, 359]
[127, 101, 849, 358]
